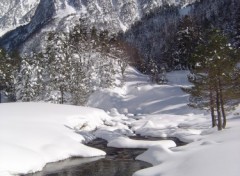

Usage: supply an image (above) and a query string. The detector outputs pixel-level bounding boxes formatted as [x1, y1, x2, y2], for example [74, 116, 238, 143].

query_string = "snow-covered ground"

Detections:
[0, 103, 109, 175]
[1, 66, 239, 176]
[88, 66, 240, 176]
[134, 116, 240, 176]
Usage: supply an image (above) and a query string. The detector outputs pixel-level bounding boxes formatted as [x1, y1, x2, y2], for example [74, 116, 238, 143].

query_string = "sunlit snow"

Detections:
[1, 67, 240, 176]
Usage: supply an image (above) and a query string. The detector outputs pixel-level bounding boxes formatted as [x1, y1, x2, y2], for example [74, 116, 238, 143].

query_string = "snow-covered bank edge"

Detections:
[132, 116, 240, 176]
[0, 103, 110, 176]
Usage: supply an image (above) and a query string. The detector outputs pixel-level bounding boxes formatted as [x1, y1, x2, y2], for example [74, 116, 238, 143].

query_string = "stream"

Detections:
[25, 137, 184, 176]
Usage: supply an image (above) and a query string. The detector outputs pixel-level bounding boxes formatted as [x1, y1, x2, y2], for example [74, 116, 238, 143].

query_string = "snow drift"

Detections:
[0, 103, 110, 175]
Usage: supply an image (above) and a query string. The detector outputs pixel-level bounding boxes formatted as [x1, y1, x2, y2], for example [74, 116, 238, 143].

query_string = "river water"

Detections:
[25, 137, 185, 176]
[25, 138, 151, 176]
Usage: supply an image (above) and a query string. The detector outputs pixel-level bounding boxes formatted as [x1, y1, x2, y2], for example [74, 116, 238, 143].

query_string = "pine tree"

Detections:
[172, 15, 201, 70]
[45, 32, 71, 104]
[148, 58, 159, 83]
[99, 60, 116, 88]
[0, 48, 20, 101]
[185, 29, 239, 130]
[15, 53, 45, 102]
[233, 2, 240, 47]
[70, 60, 91, 105]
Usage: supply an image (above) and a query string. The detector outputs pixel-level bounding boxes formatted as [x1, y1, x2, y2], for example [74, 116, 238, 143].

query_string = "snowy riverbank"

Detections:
[0, 103, 109, 175]
[1, 67, 239, 176]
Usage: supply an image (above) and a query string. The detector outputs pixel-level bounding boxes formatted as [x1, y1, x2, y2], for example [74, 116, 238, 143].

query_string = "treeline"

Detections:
[123, 0, 240, 71]
[0, 19, 140, 105]
[166, 1, 240, 130]
[122, 0, 240, 130]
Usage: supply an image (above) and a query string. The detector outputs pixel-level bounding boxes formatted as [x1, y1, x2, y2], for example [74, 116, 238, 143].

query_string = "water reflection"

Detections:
[26, 139, 151, 176]
[43, 158, 149, 176]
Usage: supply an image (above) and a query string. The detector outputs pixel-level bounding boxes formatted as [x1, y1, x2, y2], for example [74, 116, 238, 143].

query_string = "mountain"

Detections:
[1, 0, 240, 112]
[0, 0, 195, 52]
[0, 0, 40, 36]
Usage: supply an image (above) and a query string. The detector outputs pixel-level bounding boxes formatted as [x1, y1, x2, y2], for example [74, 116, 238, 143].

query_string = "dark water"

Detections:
[25, 139, 151, 176]
[25, 137, 184, 176]
[33, 158, 149, 176]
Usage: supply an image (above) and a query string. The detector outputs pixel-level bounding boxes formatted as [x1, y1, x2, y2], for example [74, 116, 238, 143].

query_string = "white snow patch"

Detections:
[108, 137, 176, 149]
[0, 103, 110, 175]
[56, 2, 76, 18]
[133, 118, 240, 176]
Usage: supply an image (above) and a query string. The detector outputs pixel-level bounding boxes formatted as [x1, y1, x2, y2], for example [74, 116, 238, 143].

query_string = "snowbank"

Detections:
[133, 118, 240, 176]
[87, 66, 240, 176]
[0, 103, 110, 175]
[108, 137, 176, 149]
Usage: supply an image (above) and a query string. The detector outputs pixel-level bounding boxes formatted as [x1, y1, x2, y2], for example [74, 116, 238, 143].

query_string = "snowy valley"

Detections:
[1, 0, 240, 176]
[1, 67, 240, 176]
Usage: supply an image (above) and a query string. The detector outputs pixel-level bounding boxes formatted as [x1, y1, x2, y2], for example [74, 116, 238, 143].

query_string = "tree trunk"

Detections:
[60, 86, 64, 104]
[218, 78, 227, 129]
[216, 88, 222, 131]
[209, 88, 216, 127]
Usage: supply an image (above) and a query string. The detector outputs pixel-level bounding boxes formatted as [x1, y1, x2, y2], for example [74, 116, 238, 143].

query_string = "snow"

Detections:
[87, 66, 240, 176]
[55, 1, 76, 18]
[1, 66, 240, 176]
[88, 67, 198, 115]
[0, 103, 109, 175]
[133, 118, 240, 176]
[118, 19, 128, 32]
[108, 137, 176, 149]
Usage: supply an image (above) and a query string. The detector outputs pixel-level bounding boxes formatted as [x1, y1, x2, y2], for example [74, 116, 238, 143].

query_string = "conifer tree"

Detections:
[45, 32, 71, 104]
[0, 48, 20, 101]
[15, 54, 45, 102]
[233, 2, 240, 47]
[148, 58, 159, 83]
[172, 15, 201, 70]
[185, 29, 239, 130]
[70, 60, 90, 105]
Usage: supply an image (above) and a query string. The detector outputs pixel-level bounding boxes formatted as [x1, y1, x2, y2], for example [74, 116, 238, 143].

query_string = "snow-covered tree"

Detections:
[15, 53, 45, 102]
[70, 59, 91, 105]
[98, 60, 116, 88]
[148, 58, 159, 83]
[0, 48, 20, 101]
[45, 32, 72, 104]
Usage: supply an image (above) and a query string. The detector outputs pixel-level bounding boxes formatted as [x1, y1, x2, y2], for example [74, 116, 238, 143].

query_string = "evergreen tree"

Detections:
[233, 2, 240, 47]
[172, 15, 201, 70]
[70, 60, 91, 105]
[185, 29, 239, 130]
[148, 58, 159, 83]
[99, 60, 116, 88]
[15, 53, 45, 102]
[0, 48, 20, 101]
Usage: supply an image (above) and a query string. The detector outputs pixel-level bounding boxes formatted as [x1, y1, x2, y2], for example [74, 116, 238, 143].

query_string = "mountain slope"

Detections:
[0, 0, 40, 36]
[0, 0, 194, 51]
